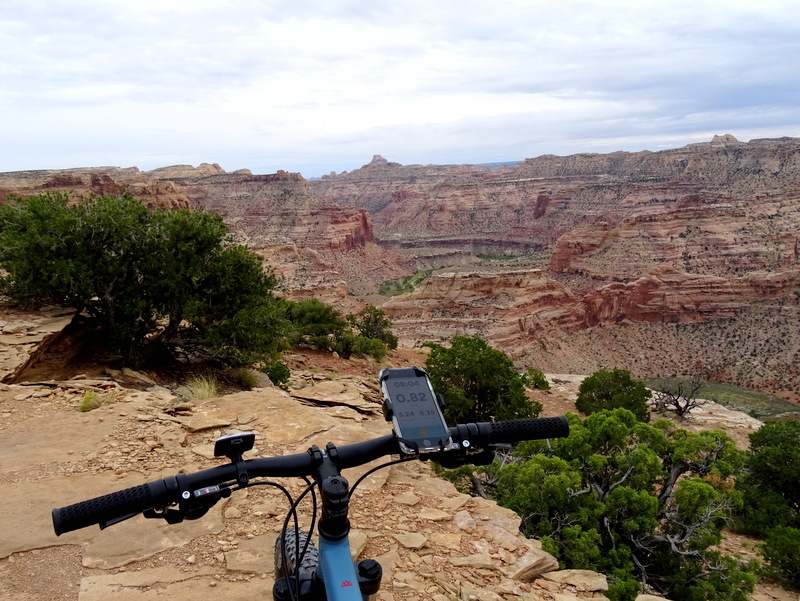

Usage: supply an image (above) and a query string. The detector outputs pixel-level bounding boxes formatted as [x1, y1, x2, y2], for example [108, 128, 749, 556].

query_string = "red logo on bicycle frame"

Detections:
[341, 580, 354, 587]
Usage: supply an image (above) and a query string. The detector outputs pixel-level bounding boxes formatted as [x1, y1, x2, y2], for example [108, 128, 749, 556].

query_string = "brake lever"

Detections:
[144, 507, 188, 524]
[100, 512, 139, 529]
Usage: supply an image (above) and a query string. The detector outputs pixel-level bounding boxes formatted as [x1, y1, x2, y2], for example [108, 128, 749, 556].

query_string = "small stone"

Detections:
[540, 569, 608, 592]
[454, 510, 476, 531]
[449, 553, 498, 570]
[180, 416, 232, 433]
[393, 532, 428, 549]
[395, 492, 420, 506]
[506, 547, 559, 581]
[418, 508, 450, 521]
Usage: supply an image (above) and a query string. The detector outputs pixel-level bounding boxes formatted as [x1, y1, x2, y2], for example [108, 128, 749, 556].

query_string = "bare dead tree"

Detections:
[651, 377, 705, 418]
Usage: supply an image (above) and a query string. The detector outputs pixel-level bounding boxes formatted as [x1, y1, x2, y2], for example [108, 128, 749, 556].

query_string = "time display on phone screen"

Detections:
[387, 376, 448, 440]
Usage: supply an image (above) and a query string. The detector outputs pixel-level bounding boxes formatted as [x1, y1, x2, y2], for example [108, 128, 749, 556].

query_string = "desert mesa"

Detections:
[1, 134, 798, 396]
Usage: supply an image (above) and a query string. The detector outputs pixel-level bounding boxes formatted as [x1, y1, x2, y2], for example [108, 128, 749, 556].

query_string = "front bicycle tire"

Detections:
[273, 529, 321, 600]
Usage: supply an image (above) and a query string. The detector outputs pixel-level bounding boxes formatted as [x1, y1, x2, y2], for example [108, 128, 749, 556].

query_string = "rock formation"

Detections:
[380, 265, 800, 391]
[3, 137, 799, 392]
[314, 138, 800, 392]
[313, 137, 800, 277]
[382, 269, 586, 351]
[0, 167, 191, 209]
[148, 167, 412, 309]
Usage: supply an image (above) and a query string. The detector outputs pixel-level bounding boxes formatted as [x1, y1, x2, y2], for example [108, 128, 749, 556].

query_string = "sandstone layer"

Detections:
[149, 166, 412, 308]
[381, 266, 800, 391]
[313, 139, 800, 279]
[316, 138, 800, 392]
[0, 167, 190, 209]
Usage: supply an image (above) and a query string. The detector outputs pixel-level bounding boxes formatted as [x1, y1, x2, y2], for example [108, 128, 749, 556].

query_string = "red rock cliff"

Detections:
[172, 170, 374, 252]
[0, 167, 191, 209]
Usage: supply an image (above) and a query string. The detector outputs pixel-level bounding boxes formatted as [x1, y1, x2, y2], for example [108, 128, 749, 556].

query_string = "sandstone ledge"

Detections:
[1, 381, 608, 601]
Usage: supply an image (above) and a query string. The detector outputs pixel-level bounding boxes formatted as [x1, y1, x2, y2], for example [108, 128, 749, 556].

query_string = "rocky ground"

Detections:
[0, 343, 613, 601]
[0, 311, 793, 601]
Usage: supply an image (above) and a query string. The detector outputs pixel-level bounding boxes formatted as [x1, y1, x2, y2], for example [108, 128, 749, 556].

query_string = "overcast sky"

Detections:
[2, 0, 798, 178]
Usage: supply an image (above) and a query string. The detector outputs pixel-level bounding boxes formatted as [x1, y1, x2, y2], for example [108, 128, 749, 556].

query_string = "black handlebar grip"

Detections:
[486, 416, 569, 445]
[52, 478, 172, 536]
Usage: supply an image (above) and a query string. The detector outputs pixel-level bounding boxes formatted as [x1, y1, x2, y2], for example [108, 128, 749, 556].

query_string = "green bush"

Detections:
[260, 360, 291, 391]
[492, 409, 753, 601]
[735, 420, 800, 535]
[762, 526, 800, 588]
[285, 298, 348, 350]
[284, 301, 397, 361]
[348, 305, 398, 349]
[424, 336, 541, 423]
[331, 330, 356, 359]
[523, 367, 550, 390]
[0, 192, 289, 366]
[352, 336, 387, 361]
[575, 368, 651, 422]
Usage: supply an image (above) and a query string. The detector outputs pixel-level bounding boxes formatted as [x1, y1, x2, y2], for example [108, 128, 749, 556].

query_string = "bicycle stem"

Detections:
[308, 442, 352, 541]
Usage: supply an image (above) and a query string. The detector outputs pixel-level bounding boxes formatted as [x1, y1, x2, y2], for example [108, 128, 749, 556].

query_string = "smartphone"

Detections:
[379, 366, 454, 455]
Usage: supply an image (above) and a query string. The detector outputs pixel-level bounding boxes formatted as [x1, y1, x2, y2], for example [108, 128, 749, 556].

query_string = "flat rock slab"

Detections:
[540, 569, 609, 592]
[224, 534, 274, 574]
[194, 389, 340, 444]
[176, 415, 232, 433]
[0, 471, 224, 565]
[291, 380, 379, 414]
[82, 504, 225, 569]
[0, 411, 118, 471]
[78, 568, 269, 601]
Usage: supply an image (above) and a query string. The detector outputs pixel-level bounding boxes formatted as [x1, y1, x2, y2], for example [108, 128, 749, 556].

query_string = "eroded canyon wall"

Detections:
[3, 136, 799, 391]
[382, 266, 800, 390]
[313, 138, 800, 281]
[320, 138, 800, 391]
[148, 165, 411, 308]
[0, 166, 191, 209]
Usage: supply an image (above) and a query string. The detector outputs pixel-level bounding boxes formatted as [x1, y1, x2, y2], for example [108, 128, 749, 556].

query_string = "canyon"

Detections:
[311, 136, 800, 393]
[1, 134, 798, 393]
[2, 137, 799, 601]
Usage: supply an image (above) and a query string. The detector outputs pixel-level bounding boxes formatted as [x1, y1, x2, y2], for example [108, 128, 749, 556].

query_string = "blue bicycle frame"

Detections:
[318, 537, 364, 600]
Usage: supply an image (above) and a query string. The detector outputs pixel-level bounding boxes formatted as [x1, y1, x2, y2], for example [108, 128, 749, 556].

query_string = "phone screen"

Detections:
[380, 368, 452, 453]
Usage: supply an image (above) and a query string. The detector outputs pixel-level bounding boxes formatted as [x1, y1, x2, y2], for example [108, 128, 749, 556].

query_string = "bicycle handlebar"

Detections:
[52, 415, 568, 536]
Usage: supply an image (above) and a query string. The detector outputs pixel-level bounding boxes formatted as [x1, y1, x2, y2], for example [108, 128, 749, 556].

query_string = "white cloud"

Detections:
[1, 0, 799, 175]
